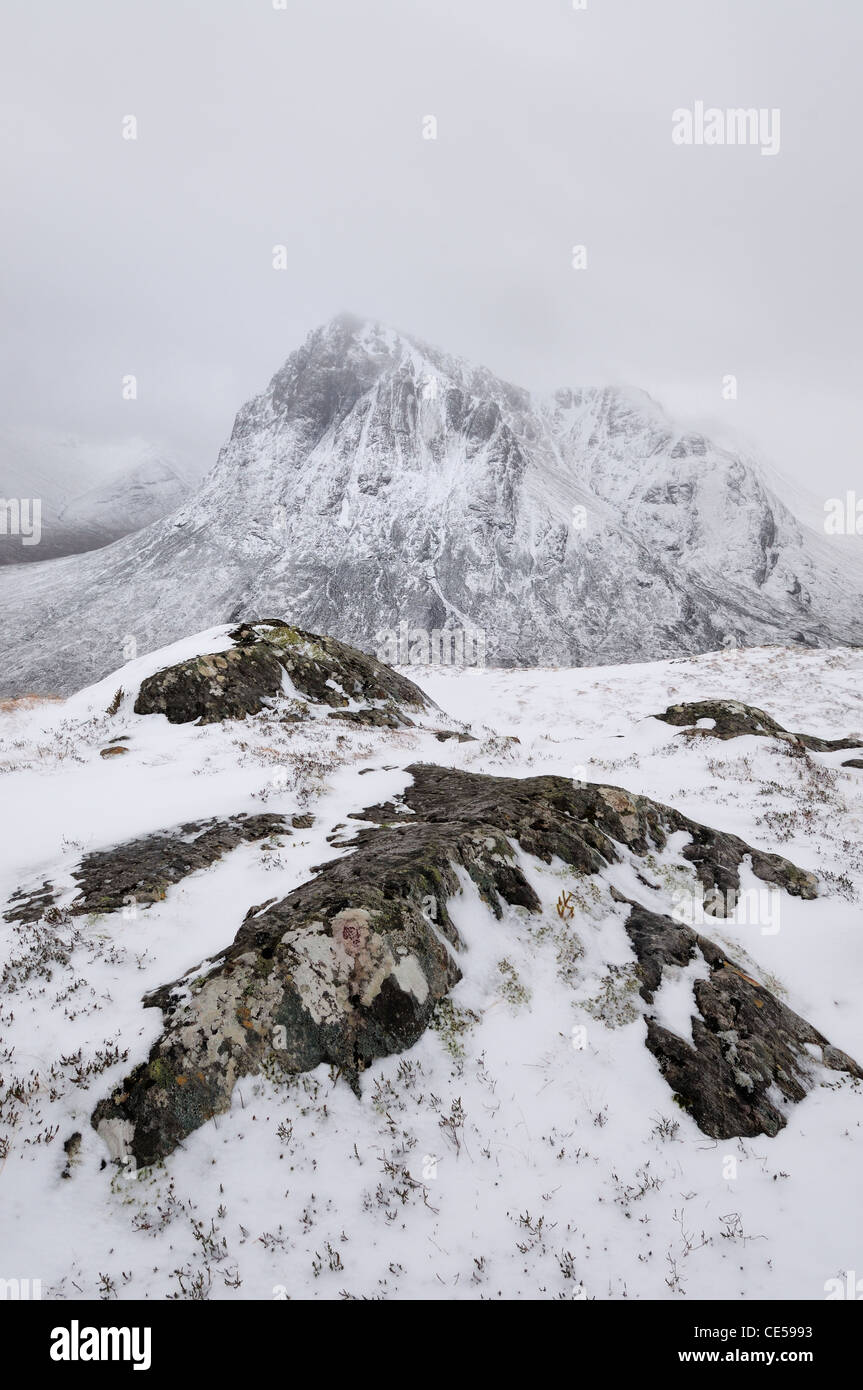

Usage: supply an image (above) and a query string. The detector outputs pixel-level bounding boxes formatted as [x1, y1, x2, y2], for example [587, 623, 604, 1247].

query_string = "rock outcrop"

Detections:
[655, 698, 863, 752]
[91, 765, 852, 1168]
[134, 619, 430, 727]
[621, 896, 861, 1138]
[4, 814, 289, 924]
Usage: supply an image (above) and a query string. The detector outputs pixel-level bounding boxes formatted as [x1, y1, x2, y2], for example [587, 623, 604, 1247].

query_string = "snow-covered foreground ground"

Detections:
[1, 640, 861, 1301]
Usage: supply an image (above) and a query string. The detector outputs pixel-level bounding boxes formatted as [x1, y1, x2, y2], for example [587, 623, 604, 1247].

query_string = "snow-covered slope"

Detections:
[0, 433, 189, 566]
[53, 456, 190, 553]
[1, 314, 861, 695]
[1, 635, 861, 1300]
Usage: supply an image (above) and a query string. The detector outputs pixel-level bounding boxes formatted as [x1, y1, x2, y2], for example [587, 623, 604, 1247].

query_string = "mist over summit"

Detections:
[1, 314, 860, 698]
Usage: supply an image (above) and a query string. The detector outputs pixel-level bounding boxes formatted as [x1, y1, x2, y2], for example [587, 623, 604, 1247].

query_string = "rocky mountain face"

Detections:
[1, 314, 861, 696]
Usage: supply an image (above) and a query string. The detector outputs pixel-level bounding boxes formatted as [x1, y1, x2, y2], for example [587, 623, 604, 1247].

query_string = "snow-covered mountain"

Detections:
[1, 314, 861, 696]
[53, 455, 190, 553]
[0, 433, 190, 566]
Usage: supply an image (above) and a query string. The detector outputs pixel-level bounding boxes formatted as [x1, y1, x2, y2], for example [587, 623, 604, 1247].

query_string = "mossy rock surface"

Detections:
[133, 618, 431, 726]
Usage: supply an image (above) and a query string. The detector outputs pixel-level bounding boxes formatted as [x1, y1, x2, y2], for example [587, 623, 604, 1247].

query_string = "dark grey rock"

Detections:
[134, 619, 429, 727]
[656, 698, 862, 752]
[621, 897, 861, 1137]
[4, 815, 288, 923]
[92, 765, 835, 1168]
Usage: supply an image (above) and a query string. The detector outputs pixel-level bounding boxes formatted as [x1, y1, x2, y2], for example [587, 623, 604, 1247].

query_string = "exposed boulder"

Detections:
[133, 619, 430, 727]
[621, 896, 861, 1138]
[655, 698, 863, 752]
[92, 765, 840, 1168]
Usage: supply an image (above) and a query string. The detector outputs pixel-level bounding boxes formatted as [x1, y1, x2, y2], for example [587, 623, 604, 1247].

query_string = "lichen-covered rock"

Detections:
[621, 896, 862, 1137]
[133, 619, 430, 726]
[358, 764, 818, 905]
[134, 642, 285, 725]
[4, 814, 288, 923]
[92, 764, 834, 1167]
[656, 698, 862, 752]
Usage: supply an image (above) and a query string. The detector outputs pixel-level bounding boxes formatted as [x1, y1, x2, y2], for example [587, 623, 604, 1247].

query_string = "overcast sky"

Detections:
[1, 0, 861, 509]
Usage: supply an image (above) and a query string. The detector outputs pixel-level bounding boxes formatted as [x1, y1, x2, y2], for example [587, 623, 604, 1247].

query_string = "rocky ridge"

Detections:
[2, 315, 863, 696]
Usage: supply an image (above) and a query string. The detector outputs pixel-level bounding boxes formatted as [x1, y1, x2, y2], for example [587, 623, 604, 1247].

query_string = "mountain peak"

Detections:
[1, 320, 861, 697]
